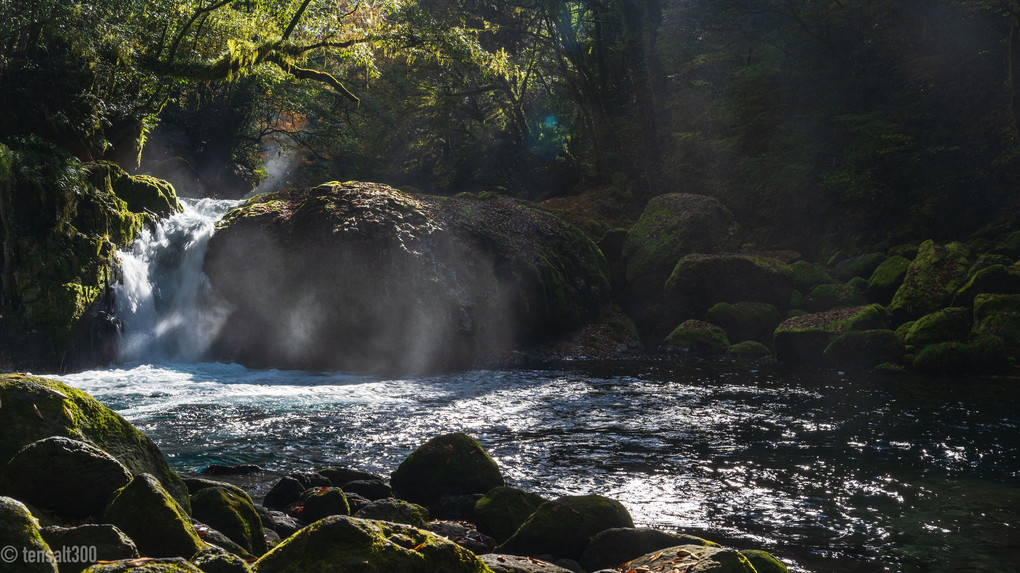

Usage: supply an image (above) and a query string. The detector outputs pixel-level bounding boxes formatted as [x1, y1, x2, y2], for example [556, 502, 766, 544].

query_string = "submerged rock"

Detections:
[391, 433, 504, 507]
[251, 515, 492, 573]
[204, 182, 609, 373]
[0, 374, 190, 512]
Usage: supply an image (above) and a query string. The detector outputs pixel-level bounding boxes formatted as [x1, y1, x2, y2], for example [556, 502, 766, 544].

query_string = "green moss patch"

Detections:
[661, 320, 731, 355]
[391, 433, 504, 507]
[102, 474, 207, 559]
[889, 240, 970, 319]
[190, 486, 266, 557]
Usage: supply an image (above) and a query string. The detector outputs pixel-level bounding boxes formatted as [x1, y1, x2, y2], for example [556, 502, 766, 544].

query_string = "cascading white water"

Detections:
[114, 197, 241, 362]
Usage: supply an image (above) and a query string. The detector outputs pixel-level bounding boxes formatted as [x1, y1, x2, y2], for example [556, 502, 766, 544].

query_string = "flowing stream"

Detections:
[54, 200, 1020, 573]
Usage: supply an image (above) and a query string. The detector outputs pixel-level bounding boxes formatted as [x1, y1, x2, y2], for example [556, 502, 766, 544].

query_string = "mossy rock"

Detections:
[190, 547, 254, 573]
[578, 528, 717, 572]
[726, 340, 772, 358]
[866, 255, 912, 304]
[624, 545, 756, 573]
[190, 486, 267, 557]
[823, 330, 905, 369]
[803, 282, 867, 312]
[902, 308, 972, 352]
[0, 497, 57, 573]
[110, 170, 183, 219]
[790, 261, 835, 292]
[252, 515, 493, 573]
[41, 524, 139, 573]
[182, 478, 254, 507]
[102, 474, 208, 559]
[972, 293, 1020, 360]
[621, 193, 740, 296]
[391, 433, 504, 506]
[297, 487, 350, 524]
[994, 230, 1020, 257]
[912, 342, 973, 376]
[496, 495, 634, 561]
[473, 487, 548, 544]
[966, 335, 1013, 375]
[661, 320, 730, 355]
[739, 549, 791, 573]
[664, 254, 794, 329]
[354, 498, 428, 528]
[479, 554, 572, 573]
[82, 559, 205, 572]
[772, 305, 889, 364]
[832, 252, 886, 281]
[2, 436, 131, 519]
[889, 240, 971, 320]
[0, 374, 189, 511]
[705, 302, 783, 345]
[952, 264, 1020, 308]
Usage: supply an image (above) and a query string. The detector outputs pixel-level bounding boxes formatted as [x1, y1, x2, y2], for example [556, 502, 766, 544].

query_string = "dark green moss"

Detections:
[191, 487, 267, 556]
[661, 320, 730, 355]
[705, 302, 783, 345]
[496, 495, 634, 561]
[473, 487, 547, 544]
[823, 330, 905, 369]
[972, 293, 1020, 359]
[390, 433, 504, 506]
[740, 549, 791, 573]
[0, 497, 57, 573]
[866, 255, 912, 304]
[902, 308, 971, 351]
[889, 240, 971, 319]
[102, 474, 208, 559]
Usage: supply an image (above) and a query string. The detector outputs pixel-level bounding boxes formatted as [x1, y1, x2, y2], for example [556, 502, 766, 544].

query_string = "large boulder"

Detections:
[354, 498, 428, 528]
[823, 330, 904, 369]
[2, 436, 132, 519]
[0, 374, 190, 511]
[0, 497, 57, 573]
[251, 515, 492, 573]
[621, 194, 740, 300]
[102, 474, 208, 559]
[663, 254, 794, 332]
[660, 320, 730, 355]
[704, 302, 783, 345]
[866, 255, 912, 304]
[474, 487, 548, 543]
[772, 305, 889, 364]
[203, 182, 609, 373]
[889, 240, 970, 319]
[623, 545, 757, 573]
[902, 307, 972, 352]
[391, 433, 504, 507]
[952, 263, 1020, 307]
[41, 525, 140, 573]
[496, 495, 634, 561]
[190, 486, 267, 557]
[578, 528, 717, 572]
[972, 293, 1020, 360]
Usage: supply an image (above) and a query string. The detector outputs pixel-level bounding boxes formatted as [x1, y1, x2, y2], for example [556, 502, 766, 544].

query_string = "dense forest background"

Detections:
[2, 0, 1019, 256]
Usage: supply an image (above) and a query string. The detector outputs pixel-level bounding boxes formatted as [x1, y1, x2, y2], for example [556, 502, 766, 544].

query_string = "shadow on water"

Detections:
[57, 358, 1020, 573]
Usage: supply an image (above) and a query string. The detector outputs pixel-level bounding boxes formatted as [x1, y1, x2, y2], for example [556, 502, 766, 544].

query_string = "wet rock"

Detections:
[431, 493, 485, 521]
[624, 545, 757, 573]
[0, 496, 57, 573]
[183, 478, 255, 506]
[81, 558, 204, 572]
[705, 302, 783, 346]
[497, 495, 634, 561]
[205, 182, 609, 373]
[579, 527, 718, 572]
[391, 433, 504, 507]
[2, 436, 131, 519]
[0, 374, 190, 512]
[474, 486, 548, 543]
[102, 474, 208, 559]
[190, 486, 266, 556]
[261, 477, 305, 511]
[866, 255, 912, 304]
[772, 305, 889, 364]
[660, 320, 730, 355]
[199, 465, 264, 477]
[354, 498, 429, 528]
[823, 330, 905, 369]
[41, 524, 139, 573]
[832, 252, 886, 281]
[192, 524, 251, 559]
[297, 487, 350, 523]
[427, 520, 497, 554]
[972, 293, 1020, 360]
[739, 549, 791, 573]
[190, 547, 253, 573]
[251, 515, 491, 573]
[257, 510, 302, 539]
[480, 554, 573, 573]
[341, 479, 392, 501]
[889, 240, 970, 320]
[726, 340, 772, 359]
[318, 467, 384, 487]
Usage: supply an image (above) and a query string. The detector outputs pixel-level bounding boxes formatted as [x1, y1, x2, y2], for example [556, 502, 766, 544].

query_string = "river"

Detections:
[52, 199, 1020, 573]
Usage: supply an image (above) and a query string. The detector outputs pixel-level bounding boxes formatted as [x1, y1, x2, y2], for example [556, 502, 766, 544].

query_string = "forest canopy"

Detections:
[2, 0, 1018, 254]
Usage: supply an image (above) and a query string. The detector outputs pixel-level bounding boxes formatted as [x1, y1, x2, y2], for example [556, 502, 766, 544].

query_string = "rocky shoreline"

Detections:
[0, 373, 790, 573]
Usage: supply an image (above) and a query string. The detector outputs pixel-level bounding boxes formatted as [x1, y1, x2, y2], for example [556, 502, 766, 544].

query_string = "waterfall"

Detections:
[114, 198, 241, 363]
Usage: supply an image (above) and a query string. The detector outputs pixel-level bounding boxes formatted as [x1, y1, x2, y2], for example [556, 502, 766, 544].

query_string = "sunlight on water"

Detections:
[56, 361, 1020, 573]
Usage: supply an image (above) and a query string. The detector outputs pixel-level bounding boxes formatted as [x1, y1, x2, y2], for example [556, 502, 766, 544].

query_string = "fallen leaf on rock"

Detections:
[32, 403, 42, 419]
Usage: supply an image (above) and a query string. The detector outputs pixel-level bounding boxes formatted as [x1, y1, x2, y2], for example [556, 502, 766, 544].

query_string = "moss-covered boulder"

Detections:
[726, 340, 772, 358]
[81, 559, 205, 573]
[41, 525, 139, 573]
[252, 515, 493, 573]
[354, 498, 428, 528]
[912, 342, 972, 376]
[803, 282, 867, 312]
[902, 307, 972, 351]
[190, 547, 254, 573]
[0, 374, 189, 511]
[2, 436, 131, 519]
[578, 528, 717, 572]
[704, 302, 783, 345]
[190, 486, 266, 557]
[296, 487, 350, 524]
[183, 478, 254, 507]
[772, 305, 889, 364]
[953, 264, 1020, 307]
[479, 554, 573, 573]
[391, 433, 504, 507]
[624, 545, 757, 573]
[0, 497, 57, 573]
[496, 495, 634, 561]
[341, 479, 392, 501]
[102, 474, 208, 559]
[790, 260, 835, 292]
[0, 140, 180, 368]
[889, 240, 971, 319]
[663, 254, 794, 330]
[823, 330, 904, 369]
[661, 320, 730, 355]
[739, 549, 791, 573]
[832, 252, 887, 281]
[972, 293, 1020, 360]
[866, 255, 912, 304]
[107, 168, 182, 219]
[204, 182, 609, 373]
[473, 487, 548, 544]
[621, 194, 740, 300]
